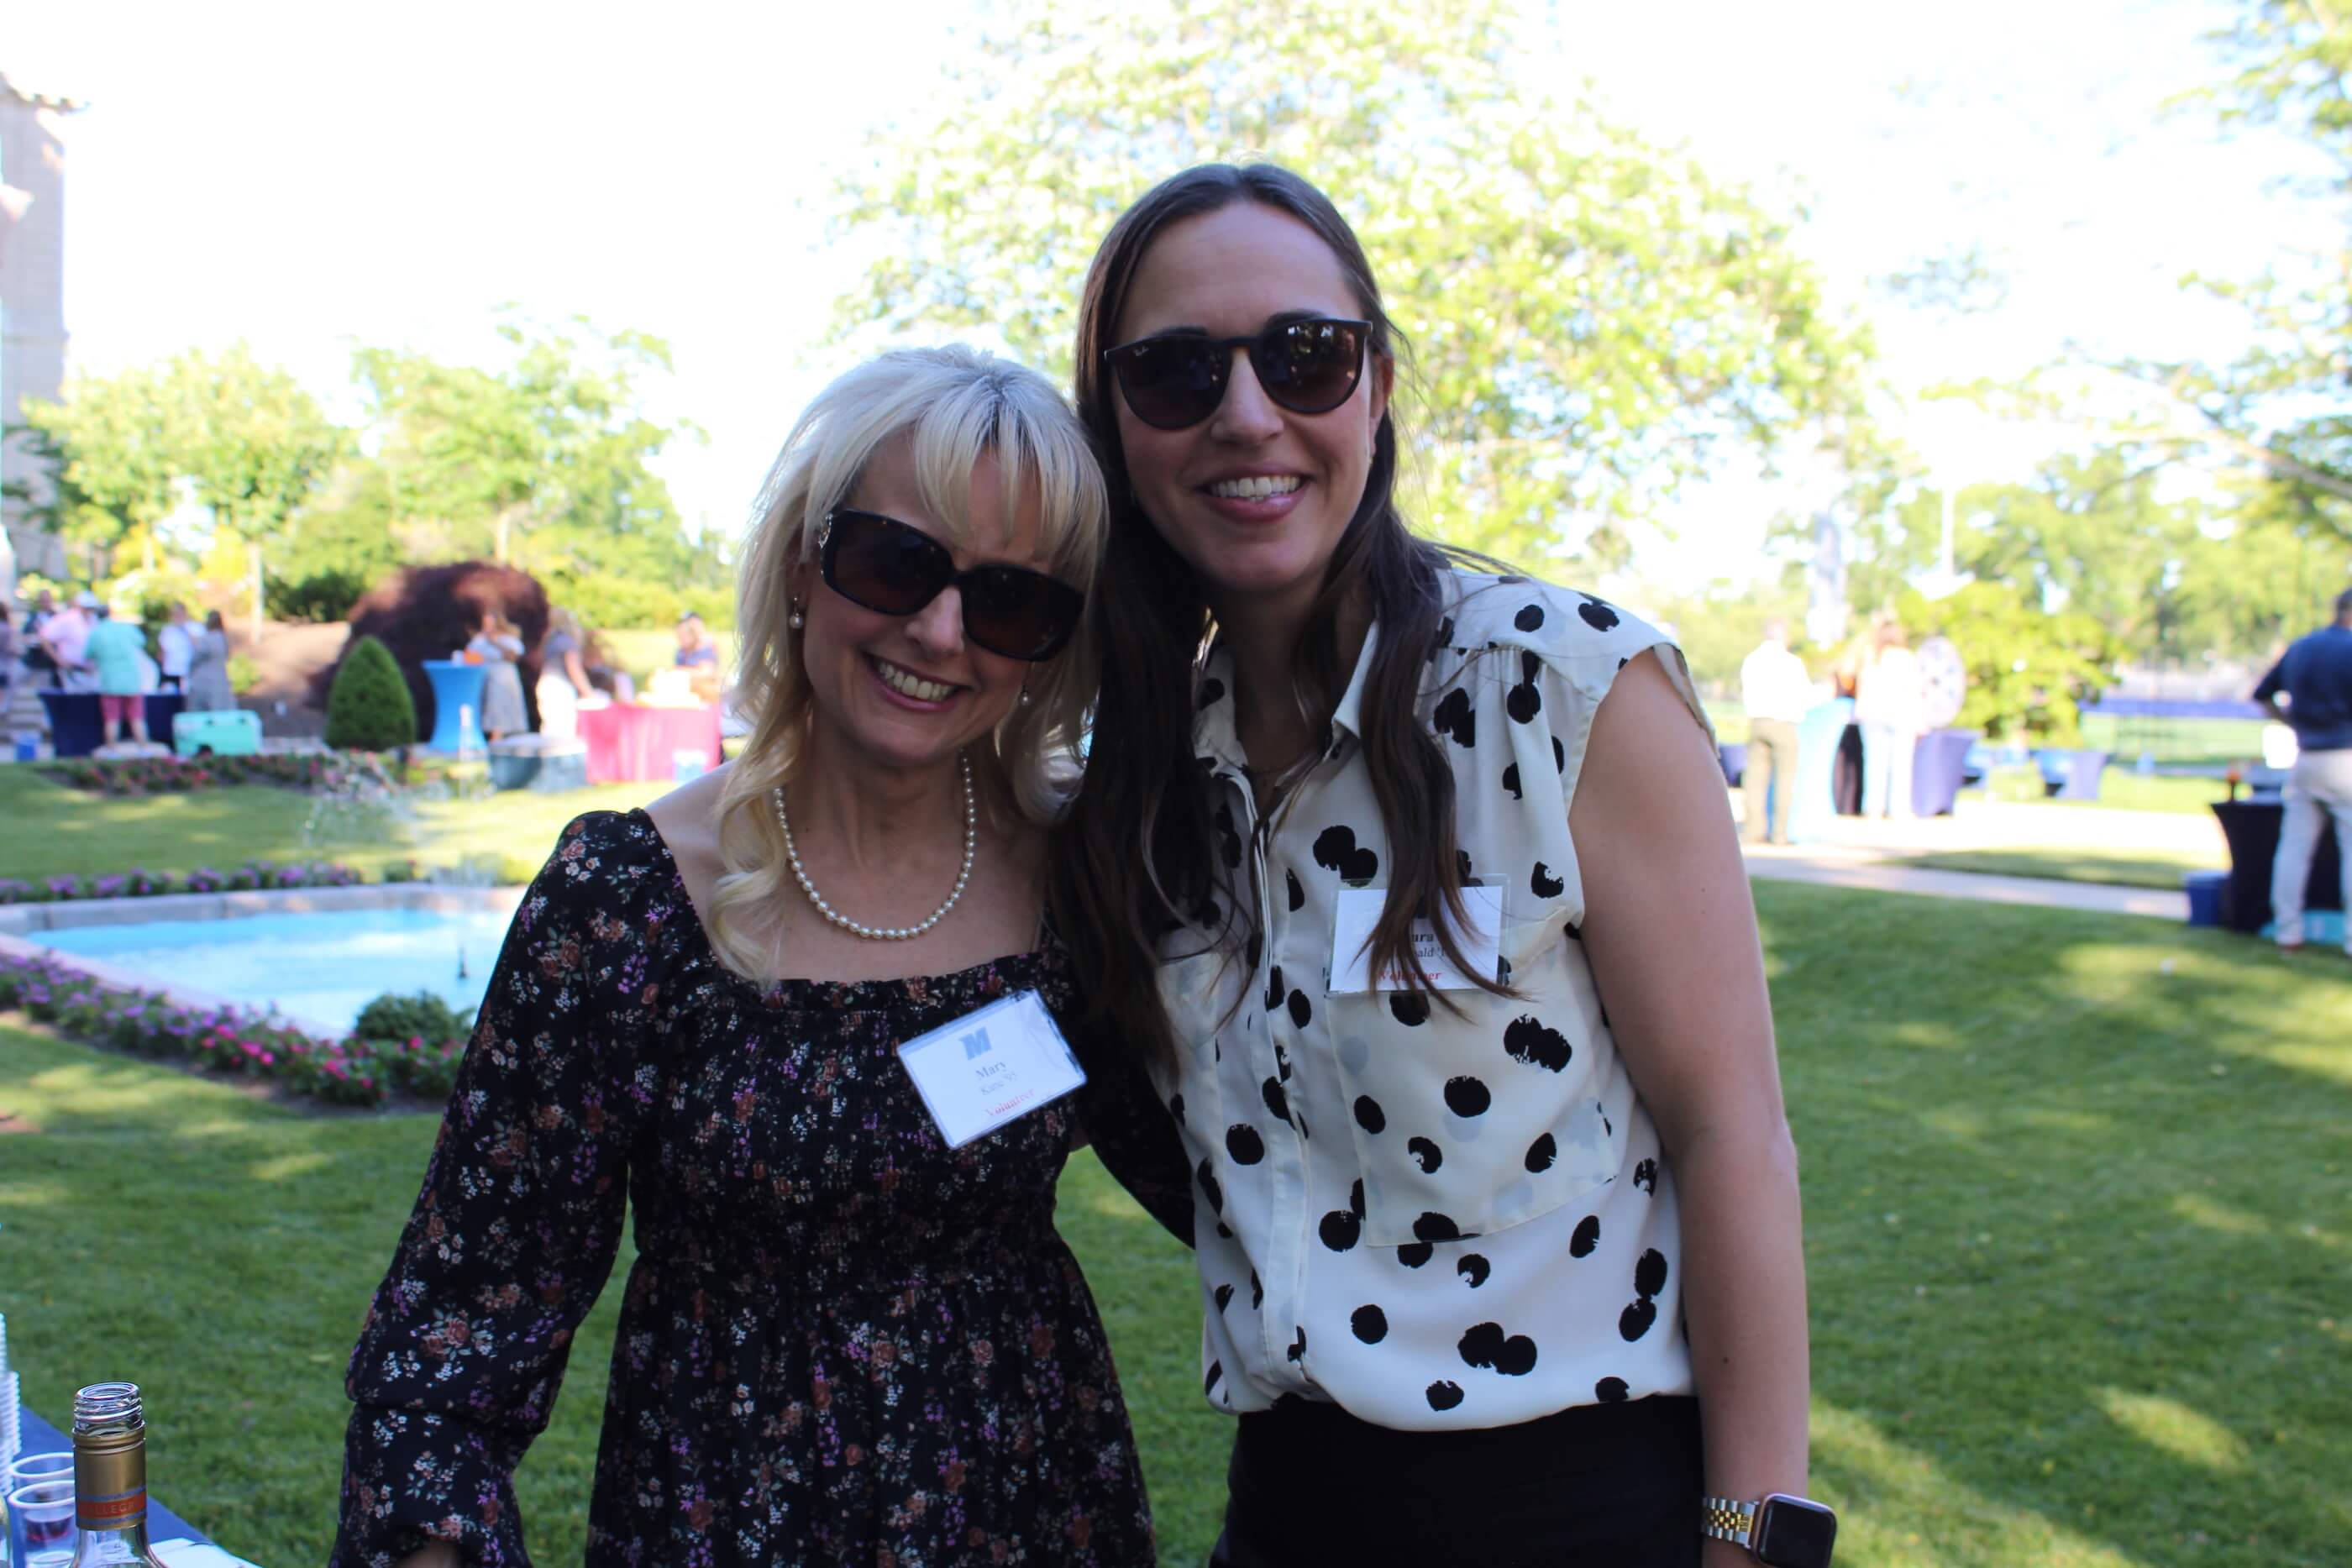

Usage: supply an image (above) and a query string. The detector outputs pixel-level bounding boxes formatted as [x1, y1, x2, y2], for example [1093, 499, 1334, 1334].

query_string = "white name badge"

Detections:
[1329, 884, 1505, 994]
[896, 989, 1087, 1149]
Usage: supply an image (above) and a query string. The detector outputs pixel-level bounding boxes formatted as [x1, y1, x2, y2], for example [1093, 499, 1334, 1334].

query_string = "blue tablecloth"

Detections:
[35, 692, 186, 759]
[419, 660, 488, 753]
[18, 1403, 207, 1544]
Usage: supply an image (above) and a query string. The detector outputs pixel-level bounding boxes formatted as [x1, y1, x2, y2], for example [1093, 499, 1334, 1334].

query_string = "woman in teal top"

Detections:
[83, 607, 153, 747]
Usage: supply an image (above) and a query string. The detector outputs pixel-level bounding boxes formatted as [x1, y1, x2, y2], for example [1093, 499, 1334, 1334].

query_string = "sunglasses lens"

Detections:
[1112, 339, 1226, 429]
[827, 511, 948, 614]
[963, 569, 1084, 660]
[1258, 320, 1365, 413]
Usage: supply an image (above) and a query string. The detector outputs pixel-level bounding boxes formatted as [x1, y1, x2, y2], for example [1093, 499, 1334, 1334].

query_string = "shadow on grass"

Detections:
[1759, 882, 2349, 1566]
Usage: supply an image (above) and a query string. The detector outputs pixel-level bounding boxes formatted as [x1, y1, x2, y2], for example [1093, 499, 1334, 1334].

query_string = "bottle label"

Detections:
[78, 1484, 149, 1530]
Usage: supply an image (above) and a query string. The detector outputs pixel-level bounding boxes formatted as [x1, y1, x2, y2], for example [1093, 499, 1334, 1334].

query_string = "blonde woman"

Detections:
[535, 606, 593, 742]
[334, 348, 1169, 1567]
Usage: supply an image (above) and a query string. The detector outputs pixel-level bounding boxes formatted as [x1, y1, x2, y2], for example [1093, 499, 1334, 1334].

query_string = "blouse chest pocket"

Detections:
[1321, 906, 1629, 1248]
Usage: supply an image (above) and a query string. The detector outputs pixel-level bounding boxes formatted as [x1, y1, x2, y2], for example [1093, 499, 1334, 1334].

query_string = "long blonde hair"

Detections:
[708, 345, 1108, 976]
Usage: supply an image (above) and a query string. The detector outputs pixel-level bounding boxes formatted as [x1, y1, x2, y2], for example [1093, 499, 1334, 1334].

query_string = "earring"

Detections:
[1018, 684, 1033, 707]
[788, 600, 805, 630]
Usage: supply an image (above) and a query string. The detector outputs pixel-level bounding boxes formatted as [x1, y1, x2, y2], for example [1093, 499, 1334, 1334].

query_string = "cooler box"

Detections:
[531, 739, 590, 794]
[173, 709, 263, 758]
[2183, 869, 2229, 928]
[486, 735, 546, 790]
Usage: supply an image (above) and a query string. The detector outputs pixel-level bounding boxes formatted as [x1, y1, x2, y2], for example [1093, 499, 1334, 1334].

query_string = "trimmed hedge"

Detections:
[325, 634, 417, 752]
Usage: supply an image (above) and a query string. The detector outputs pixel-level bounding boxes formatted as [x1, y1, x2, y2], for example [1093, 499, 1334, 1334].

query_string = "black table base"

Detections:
[2211, 799, 2344, 934]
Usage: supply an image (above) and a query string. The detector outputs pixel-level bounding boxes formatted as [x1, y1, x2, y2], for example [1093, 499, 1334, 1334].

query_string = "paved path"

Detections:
[1730, 797, 2209, 921]
[1742, 846, 2183, 919]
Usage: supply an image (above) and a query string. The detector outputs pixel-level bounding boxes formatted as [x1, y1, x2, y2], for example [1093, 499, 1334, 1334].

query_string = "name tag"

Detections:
[1329, 884, 1504, 993]
[896, 990, 1087, 1148]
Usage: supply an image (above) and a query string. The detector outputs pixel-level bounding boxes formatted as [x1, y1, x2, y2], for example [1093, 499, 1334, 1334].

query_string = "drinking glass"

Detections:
[8, 1478, 76, 1568]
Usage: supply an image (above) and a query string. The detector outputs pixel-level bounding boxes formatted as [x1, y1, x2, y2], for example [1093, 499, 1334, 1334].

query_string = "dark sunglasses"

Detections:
[817, 508, 1084, 661]
[1102, 317, 1373, 430]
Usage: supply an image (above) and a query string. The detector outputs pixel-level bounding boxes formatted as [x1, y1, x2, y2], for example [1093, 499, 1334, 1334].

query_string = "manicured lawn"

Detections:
[0, 766, 669, 884]
[2076, 713, 2268, 768]
[1893, 846, 2224, 890]
[5, 884, 2347, 1565]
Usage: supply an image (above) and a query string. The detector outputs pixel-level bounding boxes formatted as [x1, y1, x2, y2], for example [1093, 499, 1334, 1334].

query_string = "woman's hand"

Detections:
[394, 1542, 460, 1568]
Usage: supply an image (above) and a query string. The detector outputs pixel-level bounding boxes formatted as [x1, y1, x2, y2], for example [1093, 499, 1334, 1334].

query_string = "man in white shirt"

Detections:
[157, 601, 195, 693]
[1738, 618, 1813, 845]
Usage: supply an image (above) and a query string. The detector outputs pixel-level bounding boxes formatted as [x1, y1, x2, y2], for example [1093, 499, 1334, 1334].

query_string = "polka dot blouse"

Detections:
[1156, 570, 1712, 1429]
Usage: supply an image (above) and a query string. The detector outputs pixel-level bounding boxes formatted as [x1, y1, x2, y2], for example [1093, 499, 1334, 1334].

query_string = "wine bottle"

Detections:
[69, 1382, 166, 1566]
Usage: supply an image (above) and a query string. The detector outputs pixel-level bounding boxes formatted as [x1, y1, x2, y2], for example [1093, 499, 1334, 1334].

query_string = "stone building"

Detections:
[1, 69, 81, 608]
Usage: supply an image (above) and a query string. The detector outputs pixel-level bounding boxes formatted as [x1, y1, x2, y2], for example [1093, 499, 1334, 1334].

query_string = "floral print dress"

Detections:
[333, 809, 1175, 1567]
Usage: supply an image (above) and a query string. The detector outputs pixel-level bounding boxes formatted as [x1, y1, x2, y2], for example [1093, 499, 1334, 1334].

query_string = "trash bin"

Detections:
[2183, 869, 2229, 928]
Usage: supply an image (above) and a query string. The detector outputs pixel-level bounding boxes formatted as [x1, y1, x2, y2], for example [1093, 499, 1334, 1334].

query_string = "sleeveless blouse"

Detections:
[1153, 570, 1713, 1429]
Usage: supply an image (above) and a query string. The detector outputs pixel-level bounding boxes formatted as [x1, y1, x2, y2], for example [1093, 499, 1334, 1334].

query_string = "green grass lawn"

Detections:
[0, 766, 673, 884]
[1893, 846, 2226, 890]
[1976, 766, 2230, 817]
[6, 884, 2348, 1565]
[2076, 713, 2269, 768]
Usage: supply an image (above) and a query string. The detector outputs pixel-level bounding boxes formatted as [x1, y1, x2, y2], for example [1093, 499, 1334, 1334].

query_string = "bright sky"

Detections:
[8, 0, 2332, 591]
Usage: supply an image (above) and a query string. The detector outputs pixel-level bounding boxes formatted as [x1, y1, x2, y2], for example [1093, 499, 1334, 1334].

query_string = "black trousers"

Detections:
[1209, 1394, 1702, 1567]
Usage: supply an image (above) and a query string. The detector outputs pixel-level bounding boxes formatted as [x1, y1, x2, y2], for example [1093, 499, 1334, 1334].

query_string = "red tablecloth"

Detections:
[578, 702, 723, 784]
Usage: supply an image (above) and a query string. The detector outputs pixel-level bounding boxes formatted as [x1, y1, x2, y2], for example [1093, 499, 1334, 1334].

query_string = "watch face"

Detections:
[1753, 1495, 1838, 1568]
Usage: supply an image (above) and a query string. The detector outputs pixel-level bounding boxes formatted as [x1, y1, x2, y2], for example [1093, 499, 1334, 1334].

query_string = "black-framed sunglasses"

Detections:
[1102, 317, 1373, 431]
[816, 508, 1084, 662]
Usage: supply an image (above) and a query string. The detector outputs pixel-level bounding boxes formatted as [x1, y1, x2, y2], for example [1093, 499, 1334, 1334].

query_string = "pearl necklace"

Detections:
[773, 753, 975, 941]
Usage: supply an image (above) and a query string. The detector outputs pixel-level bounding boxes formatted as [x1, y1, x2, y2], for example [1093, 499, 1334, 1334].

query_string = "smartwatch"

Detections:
[1700, 1493, 1838, 1567]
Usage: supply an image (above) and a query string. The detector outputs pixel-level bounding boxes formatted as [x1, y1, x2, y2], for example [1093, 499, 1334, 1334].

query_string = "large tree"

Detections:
[2099, 0, 2352, 545]
[354, 313, 704, 573]
[829, 0, 1874, 569]
[17, 346, 344, 593]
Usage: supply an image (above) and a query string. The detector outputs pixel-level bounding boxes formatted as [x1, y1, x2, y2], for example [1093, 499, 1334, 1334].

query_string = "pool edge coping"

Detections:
[0, 885, 526, 1039]
[0, 882, 525, 935]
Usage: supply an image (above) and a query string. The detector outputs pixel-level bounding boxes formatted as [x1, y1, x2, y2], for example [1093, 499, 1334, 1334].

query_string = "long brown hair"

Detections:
[1052, 162, 1507, 1072]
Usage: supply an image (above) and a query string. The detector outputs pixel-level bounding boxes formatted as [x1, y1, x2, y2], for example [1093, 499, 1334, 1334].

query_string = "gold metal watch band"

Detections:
[1700, 1496, 1757, 1546]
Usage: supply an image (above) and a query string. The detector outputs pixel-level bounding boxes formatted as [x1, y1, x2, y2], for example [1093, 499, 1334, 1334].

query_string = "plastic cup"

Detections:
[8, 1477, 76, 1568]
[3, 1450, 70, 1489]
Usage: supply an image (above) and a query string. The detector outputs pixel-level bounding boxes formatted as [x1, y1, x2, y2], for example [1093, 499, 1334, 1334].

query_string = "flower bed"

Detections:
[0, 950, 466, 1110]
[0, 861, 368, 905]
[42, 751, 398, 797]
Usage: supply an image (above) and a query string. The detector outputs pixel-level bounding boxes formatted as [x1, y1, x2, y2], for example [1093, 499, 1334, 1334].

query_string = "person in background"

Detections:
[2254, 585, 2352, 956]
[465, 607, 528, 742]
[1737, 617, 1812, 847]
[40, 591, 96, 692]
[183, 610, 237, 712]
[157, 602, 195, 693]
[83, 601, 151, 747]
[18, 589, 59, 689]
[536, 606, 593, 742]
[0, 606, 18, 709]
[675, 609, 723, 703]
[1853, 618, 1924, 820]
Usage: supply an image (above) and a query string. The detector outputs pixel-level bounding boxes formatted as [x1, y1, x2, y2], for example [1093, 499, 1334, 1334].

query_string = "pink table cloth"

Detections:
[578, 702, 723, 784]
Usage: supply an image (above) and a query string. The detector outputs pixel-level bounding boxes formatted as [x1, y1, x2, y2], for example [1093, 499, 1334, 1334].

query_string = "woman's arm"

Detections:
[333, 815, 667, 1568]
[565, 648, 591, 692]
[1569, 650, 1810, 1568]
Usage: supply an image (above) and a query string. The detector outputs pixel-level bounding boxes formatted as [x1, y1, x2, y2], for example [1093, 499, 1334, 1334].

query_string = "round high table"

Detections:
[2211, 797, 2344, 934]
[420, 660, 489, 753]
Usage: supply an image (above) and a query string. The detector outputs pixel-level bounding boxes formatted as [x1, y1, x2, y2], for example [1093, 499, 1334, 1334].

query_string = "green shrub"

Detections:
[323, 635, 417, 751]
[269, 566, 373, 623]
[226, 652, 261, 694]
[352, 989, 470, 1045]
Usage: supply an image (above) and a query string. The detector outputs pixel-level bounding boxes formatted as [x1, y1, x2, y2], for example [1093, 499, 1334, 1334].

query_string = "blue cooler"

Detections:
[173, 708, 263, 758]
[2183, 870, 2229, 928]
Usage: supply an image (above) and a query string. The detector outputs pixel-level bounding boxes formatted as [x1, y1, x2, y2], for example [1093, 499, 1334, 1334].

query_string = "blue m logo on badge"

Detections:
[961, 1028, 993, 1060]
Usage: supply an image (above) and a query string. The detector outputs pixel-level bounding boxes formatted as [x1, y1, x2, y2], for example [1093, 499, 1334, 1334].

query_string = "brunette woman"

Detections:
[1052, 165, 1832, 1567]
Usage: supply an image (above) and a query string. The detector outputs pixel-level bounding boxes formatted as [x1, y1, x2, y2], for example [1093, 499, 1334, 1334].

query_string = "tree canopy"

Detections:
[829, 0, 1874, 569]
